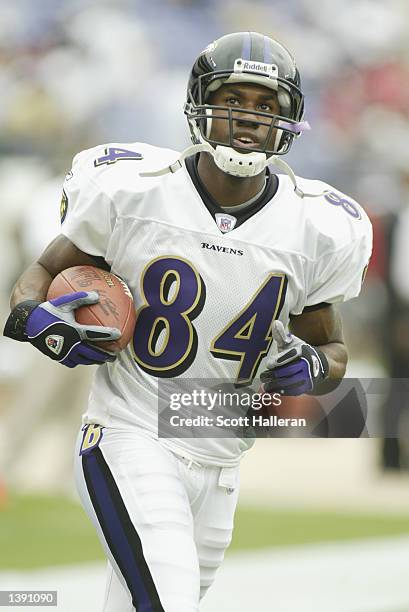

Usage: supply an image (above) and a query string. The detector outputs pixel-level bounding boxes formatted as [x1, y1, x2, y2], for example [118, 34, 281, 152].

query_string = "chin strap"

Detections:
[268, 156, 331, 199]
[140, 143, 330, 199]
[140, 144, 209, 178]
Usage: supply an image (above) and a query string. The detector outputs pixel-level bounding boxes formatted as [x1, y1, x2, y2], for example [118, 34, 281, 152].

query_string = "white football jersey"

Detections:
[61, 142, 372, 466]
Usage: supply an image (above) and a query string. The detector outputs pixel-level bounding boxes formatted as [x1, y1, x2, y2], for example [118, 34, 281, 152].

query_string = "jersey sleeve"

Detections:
[305, 211, 373, 307]
[60, 149, 115, 258]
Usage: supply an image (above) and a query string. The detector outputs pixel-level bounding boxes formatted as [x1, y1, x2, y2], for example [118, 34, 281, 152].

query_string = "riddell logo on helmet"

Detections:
[243, 61, 269, 73]
[235, 58, 277, 76]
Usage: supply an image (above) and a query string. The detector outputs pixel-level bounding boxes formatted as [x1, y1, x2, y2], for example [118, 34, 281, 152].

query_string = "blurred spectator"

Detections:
[381, 170, 409, 469]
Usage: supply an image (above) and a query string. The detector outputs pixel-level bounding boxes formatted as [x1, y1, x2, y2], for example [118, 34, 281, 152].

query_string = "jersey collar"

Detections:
[184, 154, 279, 232]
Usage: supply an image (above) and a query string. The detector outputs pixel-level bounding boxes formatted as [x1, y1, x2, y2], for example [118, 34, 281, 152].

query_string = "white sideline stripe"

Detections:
[1, 536, 409, 611]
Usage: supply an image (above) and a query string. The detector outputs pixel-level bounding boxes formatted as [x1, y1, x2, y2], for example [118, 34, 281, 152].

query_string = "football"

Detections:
[47, 265, 136, 353]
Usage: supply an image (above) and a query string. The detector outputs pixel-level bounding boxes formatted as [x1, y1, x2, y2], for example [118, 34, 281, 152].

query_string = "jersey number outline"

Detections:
[94, 147, 143, 167]
[132, 257, 206, 378]
[210, 273, 287, 383]
[132, 257, 287, 384]
[324, 191, 361, 219]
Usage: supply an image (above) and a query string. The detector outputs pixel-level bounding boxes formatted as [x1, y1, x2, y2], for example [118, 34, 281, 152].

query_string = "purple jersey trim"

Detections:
[82, 449, 165, 611]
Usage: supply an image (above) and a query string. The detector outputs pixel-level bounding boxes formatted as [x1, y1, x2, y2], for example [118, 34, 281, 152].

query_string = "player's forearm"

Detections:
[10, 235, 99, 310]
[10, 262, 52, 309]
[311, 341, 348, 394]
[318, 341, 348, 379]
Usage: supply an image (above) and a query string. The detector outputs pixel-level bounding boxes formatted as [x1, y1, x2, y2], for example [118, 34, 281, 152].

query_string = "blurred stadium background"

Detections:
[1, 0, 409, 610]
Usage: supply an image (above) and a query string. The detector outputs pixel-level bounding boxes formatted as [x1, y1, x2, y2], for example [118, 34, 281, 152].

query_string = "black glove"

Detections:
[260, 321, 329, 396]
[4, 291, 121, 368]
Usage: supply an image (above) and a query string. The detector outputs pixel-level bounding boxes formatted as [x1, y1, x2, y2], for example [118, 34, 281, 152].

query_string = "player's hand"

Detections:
[260, 321, 329, 395]
[4, 292, 121, 368]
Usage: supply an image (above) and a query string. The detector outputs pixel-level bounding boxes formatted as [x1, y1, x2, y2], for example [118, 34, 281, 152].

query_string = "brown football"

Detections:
[47, 265, 136, 353]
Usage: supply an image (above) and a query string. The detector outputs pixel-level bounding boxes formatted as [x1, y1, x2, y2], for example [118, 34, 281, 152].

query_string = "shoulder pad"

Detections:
[70, 142, 180, 184]
[291, 176, 372, 248]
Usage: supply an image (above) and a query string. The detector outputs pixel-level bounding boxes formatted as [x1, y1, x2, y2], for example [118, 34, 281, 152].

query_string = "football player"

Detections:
[4, 32, 372, 612]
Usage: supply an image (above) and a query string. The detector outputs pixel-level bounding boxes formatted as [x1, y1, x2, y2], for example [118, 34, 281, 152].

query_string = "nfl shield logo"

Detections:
[215, 213, 237, 233]
[45, 334, 64, 356]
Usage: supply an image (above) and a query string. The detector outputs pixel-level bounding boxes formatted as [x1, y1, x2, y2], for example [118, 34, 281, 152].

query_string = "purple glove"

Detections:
[260, 321, 329, 396]
[4, 291, 121, 368]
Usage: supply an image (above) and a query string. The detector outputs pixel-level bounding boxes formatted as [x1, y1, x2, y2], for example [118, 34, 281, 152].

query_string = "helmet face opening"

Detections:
[185, 33, 307, 157]
[186, 70, 305, 155]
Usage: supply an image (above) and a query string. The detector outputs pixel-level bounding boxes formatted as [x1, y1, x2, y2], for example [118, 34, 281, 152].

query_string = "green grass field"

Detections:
[1, 494, 409, 569]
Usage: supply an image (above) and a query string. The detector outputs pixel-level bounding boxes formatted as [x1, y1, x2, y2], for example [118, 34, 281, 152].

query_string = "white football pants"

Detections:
[74, 425, 240, 612]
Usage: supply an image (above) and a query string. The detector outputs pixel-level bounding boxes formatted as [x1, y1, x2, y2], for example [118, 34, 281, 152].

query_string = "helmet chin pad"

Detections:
[212, 145, 268, 177]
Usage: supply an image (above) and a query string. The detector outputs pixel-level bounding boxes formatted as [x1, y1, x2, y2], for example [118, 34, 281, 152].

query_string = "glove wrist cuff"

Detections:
[311, 346, 330, 380]
[3, 300, 41, 342]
